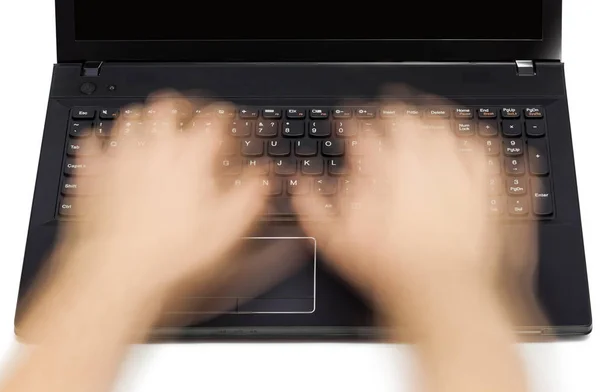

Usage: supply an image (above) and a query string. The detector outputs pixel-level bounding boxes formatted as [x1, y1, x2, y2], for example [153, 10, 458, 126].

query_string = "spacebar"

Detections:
[265, 198, 304, 217]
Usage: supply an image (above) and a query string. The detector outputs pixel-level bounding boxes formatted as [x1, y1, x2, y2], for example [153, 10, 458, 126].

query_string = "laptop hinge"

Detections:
[81, 61, 103, 77]
[515, 60, 536, 76]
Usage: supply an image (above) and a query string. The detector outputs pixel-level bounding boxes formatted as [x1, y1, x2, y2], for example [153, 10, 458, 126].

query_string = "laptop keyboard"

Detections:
[58, 105, 554, 221]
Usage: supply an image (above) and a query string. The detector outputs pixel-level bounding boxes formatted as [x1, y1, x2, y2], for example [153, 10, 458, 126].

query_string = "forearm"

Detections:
[2, 263, 161, 392]
[394, 280, 528, 392]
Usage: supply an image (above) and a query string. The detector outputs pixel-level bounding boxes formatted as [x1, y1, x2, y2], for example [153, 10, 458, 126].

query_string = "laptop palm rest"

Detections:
[169, 237, 316, 315]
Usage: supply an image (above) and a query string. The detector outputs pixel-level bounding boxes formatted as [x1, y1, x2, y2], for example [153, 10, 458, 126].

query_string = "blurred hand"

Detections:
[295, 100, 539, 324]
[44, 94, 265, 316]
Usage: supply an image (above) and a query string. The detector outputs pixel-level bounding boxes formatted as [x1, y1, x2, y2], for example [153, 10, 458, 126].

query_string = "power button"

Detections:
[80, 82, 96, 95]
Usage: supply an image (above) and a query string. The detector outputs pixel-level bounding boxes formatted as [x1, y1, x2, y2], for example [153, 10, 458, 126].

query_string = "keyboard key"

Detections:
[328, 158, 346, 175]
[228, 120, 253, 137]
[504, 157, 526, 176]
[262, 108, 282, 119]
[488, 176, 503, 195]
[478, 121, 498, 137]
[61, 178, 88, 196]
[333, 120, 357, 137]
[241, 139, 264, 157]
[524, 107, 544, 118]
[215, 107, 235, 118]
[122, 108, 141, 119]
[403, 108, 421, 117]
[332, 108, 352, 118]
[72, 108, 95, 119]
[287, 178, 310, 195]
[314, 177, 338, 195]
[260, 178, 282, 195]
[355, 108, 376, 118]
[274, 159, 296, 175]
[456, 138, 478, 154]
[286, 108, 306, 119]
[478, 108, 497, 119]
[244, 158, 270, 175]
[309, 109, 328, 119]
[266, 197, 298, 216]
[347, 139, 362, 155]
[380, 107, 398, 118]
[239, 107, 259, 119]
[256, 120, 279, 137]
[528, 138, 549, 175]
[526, 120, 546, 137]
[64, 159, 95, 176]
[503, 138, 524, 156]
[508, 197, 529, 216]
[67, 139, 95, 157]
[99, 108, 119, 119]
[268, 140, 291, 157]
[95, 121, 113, 138]
[531, 177, 553, 215]
[282, 121, 305, 137]
[58, 197, 82, 217]
[502, 107, 520, 118]
[295, 139, 318, 157]
[487, 196, 505, 215]
[69, 121, 93, 137]
[427, 108, 451, 119]
[507, 177, 527, 195]
[308, 120, 331, 137]
[301, 158, 324, 175]
[502, 120, 522, 137]
[360, 120, 382, 136]
[218, 158, 242, 175]
[322, 140, 344, 157]
[454, 108, 474, 119]
[454, 121, 475, 136]
[483, 138, 501, 155]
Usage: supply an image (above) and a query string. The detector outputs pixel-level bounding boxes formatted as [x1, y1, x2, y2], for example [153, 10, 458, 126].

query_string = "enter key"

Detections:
[530, 177, 554, 216]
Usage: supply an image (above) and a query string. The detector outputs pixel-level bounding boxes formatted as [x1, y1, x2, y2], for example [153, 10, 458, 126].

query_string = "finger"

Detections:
[216, 180, 266, 238]
[292, 193, 345, 258]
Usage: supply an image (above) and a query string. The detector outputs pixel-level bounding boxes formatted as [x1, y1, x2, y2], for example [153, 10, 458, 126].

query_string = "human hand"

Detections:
[28, 94, 266, 330]
[295, 98, 540, 326]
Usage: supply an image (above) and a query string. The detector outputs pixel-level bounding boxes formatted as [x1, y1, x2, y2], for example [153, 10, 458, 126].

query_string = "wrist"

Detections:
[21, 249, 164, 344]
[387, 278, 508, 339]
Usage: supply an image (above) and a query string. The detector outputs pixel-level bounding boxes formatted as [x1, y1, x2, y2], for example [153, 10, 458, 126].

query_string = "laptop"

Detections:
[15, 0, 592, 339]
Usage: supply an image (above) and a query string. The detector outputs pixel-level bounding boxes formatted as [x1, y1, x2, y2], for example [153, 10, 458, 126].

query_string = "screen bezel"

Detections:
[56, 0, 562, 63]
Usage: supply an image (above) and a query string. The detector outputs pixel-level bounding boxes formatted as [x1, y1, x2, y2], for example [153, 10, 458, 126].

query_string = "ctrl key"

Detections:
[58, 198, 83, 217]
[531, 177, 553, 216]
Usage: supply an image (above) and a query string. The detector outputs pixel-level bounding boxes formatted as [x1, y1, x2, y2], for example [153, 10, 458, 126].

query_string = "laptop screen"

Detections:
[74, 1, 543, 41]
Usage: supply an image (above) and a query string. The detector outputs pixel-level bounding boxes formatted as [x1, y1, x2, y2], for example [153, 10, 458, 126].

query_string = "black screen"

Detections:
[74, 1, 543, 41]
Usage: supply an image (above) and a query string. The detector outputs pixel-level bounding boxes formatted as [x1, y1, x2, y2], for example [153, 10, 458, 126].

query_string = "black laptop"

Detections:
[15, 0, 592, 338]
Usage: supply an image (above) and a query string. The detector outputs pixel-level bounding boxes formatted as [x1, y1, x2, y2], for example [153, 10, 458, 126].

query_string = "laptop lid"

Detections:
[56, 0, 561, 63]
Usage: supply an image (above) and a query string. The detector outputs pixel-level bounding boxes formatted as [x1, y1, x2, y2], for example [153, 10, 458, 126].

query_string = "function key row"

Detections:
[71, 106, 545, 121]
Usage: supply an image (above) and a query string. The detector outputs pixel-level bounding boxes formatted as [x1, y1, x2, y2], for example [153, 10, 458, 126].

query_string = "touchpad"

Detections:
[169, 237, 316, 316]
[237, 237, 316, 314]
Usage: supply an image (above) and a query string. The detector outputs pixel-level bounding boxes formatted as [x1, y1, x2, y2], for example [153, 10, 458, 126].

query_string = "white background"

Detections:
[0, 1, 598, 391]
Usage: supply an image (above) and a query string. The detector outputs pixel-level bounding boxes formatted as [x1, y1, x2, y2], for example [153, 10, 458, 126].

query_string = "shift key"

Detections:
[531, 177, 553, 216]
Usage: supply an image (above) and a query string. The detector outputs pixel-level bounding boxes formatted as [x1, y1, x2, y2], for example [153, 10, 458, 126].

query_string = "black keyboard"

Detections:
[57, 105, 554, 221]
